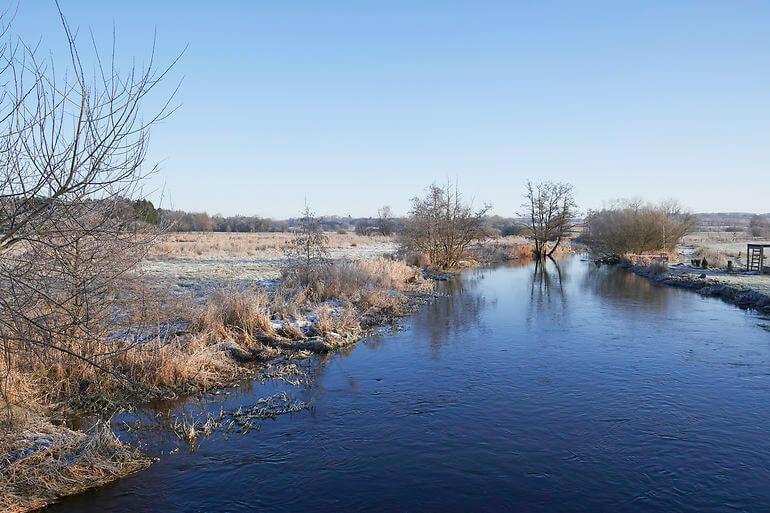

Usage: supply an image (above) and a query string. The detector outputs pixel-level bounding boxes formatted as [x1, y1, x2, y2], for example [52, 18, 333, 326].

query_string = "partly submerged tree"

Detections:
[521, 181, 577, 259]
[399, 183, 490, 270]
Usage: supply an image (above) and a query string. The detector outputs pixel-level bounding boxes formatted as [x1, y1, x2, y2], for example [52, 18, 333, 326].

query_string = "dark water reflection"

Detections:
[48, 257, 770, 513]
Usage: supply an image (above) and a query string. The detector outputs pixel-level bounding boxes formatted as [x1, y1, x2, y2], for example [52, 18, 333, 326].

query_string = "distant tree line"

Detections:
[749, 215, 770, 238]
[156, 209, 289, 232]
[111, 197, 532, 237]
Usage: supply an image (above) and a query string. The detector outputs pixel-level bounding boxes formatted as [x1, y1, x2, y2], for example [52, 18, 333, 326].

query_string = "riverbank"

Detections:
[43, 256, 770, 513]
[2, 234, 566, 512]
[624, 262, 770, 314]
[1, 256, 435, 512]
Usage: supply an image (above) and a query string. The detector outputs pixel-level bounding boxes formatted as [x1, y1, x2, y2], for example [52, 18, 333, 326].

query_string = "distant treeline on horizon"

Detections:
[132, 200, 529, 236]
[130, 199, 770, 235]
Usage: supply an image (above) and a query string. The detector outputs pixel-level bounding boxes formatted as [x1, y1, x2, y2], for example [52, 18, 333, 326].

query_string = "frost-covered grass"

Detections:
[148, 232, 396, 260]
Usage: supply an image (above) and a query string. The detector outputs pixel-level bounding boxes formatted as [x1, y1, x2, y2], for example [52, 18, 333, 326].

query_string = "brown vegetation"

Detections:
[749, 215, 770, 238]
[399, 183, 490, 270]
[1, 414, 149, 513]
[585, 200, 698, 256]
[148, 232, 394, 260]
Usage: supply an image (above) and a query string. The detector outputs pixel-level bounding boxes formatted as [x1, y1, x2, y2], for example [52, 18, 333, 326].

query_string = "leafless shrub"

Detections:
[585, 200, 698, 256]
[399, 183, 490, 270]
[377, 205, 395, 236]
[282, 205, 329, 284]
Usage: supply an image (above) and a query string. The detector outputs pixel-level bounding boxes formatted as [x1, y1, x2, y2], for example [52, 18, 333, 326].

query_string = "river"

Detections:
[48, 257, 770, 512]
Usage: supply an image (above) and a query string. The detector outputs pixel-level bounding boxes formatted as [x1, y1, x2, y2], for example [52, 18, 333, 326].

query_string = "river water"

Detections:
[48, 257, 770, 512]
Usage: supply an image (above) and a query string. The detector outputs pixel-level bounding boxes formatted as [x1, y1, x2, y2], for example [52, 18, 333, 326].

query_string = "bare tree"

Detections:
[377, 205, 395, 236]
[522, 181, 577, 259]
[0, 4, 180, 407]
[400, 183, 489, 270]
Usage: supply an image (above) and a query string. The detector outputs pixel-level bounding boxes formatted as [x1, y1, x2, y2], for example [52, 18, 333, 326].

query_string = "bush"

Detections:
[399, 183, 489, 270]
[500, 224, 527, 237]
[586, 200, 697, 255]
[749, 215, 770, 238]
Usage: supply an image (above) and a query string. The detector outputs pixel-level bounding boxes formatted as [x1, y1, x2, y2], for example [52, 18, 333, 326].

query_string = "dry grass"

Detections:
[193, 290, 275, 340]
[647, 260, 669, 275]
[311, 304, 361, 337]
[5, 258, 426, 414]
[0, 414, 149, 513]
[691, 246, 732, 269]
[474, 236, 534, 263]
[282, 257, 428, 314]
[277, 322, 306, 341]
[682, 230, 754, 246]
[0, 254, 430, 511]
[149, 232, 395, 260]
[118, 337, 242, 392]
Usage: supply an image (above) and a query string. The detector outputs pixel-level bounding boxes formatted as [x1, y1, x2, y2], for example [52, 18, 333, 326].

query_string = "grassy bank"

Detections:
[1, 257, 432, 512]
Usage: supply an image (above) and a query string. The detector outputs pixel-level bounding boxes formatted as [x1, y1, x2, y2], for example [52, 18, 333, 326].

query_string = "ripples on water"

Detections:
[49, 257, 770, 513]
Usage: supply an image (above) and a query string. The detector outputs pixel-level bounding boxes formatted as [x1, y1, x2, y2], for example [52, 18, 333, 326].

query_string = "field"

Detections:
[143, 232, 398, 292]
[675, 230, 770, 296]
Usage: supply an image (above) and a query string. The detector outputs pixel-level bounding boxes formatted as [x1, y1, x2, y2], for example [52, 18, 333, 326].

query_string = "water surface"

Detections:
[49, 257, 770, 512]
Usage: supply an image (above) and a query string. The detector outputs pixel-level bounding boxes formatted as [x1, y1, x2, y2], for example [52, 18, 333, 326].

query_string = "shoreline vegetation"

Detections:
[2, 256, 432, 512]
[2, 230, 547, 513]
[6, 223, 770, 512]
[3, 179, 767, 513]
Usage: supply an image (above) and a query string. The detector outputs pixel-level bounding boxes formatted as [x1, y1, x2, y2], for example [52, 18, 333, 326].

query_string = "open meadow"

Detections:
[142, 232, 399, 291]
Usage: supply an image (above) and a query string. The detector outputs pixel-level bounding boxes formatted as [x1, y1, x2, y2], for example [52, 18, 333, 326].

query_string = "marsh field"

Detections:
[143, 232, 400, 288]
[143, 230, 770, 296]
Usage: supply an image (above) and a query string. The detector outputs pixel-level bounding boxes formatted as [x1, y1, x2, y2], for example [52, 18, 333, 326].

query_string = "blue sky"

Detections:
[12, 1, 770, 217]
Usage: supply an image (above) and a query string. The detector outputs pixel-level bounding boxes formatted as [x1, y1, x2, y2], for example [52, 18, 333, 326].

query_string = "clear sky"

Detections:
[12, 1, 770, 217]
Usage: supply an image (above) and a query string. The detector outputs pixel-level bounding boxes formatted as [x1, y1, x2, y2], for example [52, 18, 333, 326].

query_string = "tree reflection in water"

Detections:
[413, 269, 491, 353]
[527, 257, 569, 325]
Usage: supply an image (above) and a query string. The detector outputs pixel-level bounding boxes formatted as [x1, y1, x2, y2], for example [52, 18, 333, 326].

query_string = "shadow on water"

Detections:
[47, 255, 770, 513]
